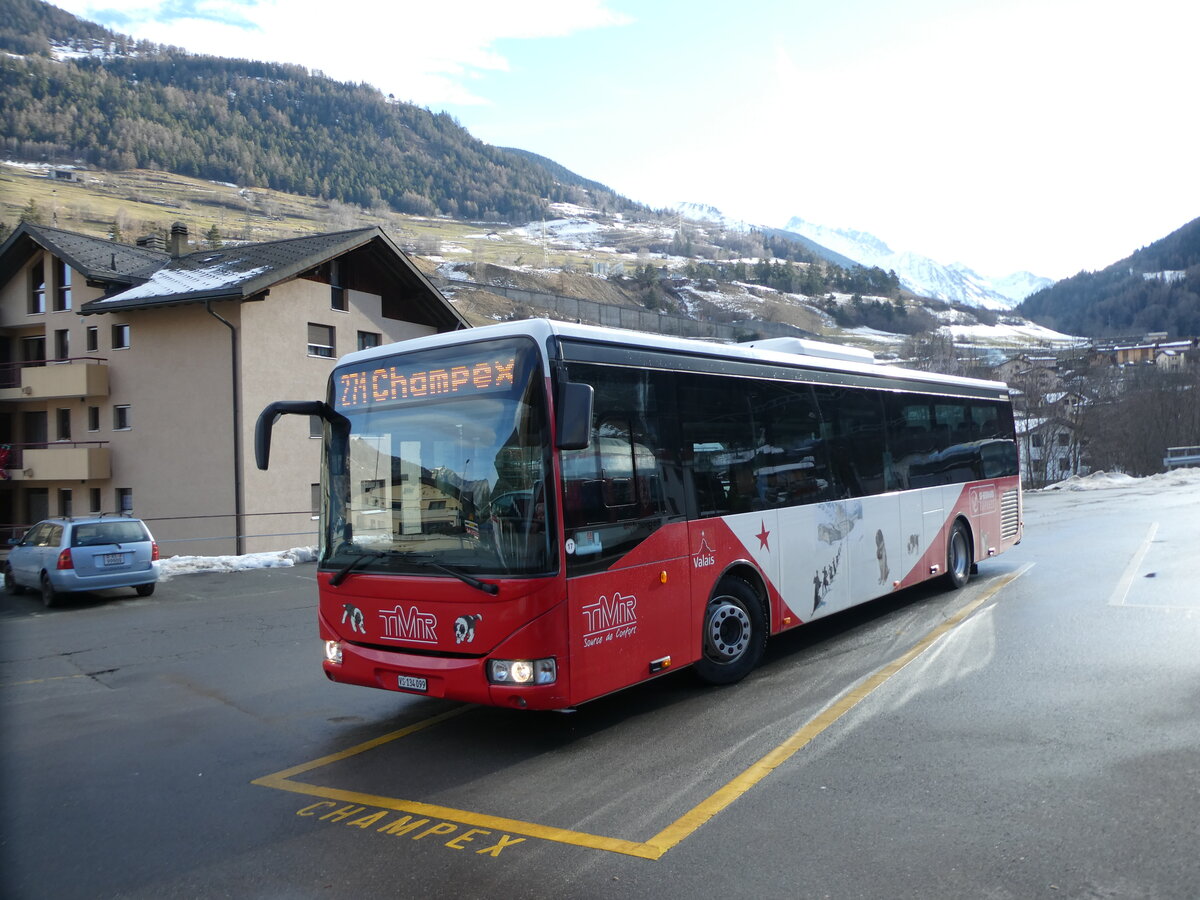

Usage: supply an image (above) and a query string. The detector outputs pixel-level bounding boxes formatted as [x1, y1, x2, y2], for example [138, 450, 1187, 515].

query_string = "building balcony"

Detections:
[0, 358, 109, 401]
[1, 442, 111, 481]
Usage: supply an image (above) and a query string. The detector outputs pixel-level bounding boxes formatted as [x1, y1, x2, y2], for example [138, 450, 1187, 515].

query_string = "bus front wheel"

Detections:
[945, 520, 972, 590]
[695, 578, 766, 685]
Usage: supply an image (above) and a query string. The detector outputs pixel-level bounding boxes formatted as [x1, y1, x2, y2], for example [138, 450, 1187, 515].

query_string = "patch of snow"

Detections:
[1040, 468, 1200, 492]
[98, 264, 271, 302]
[944, 321, 1085, 346]
[156, 546, 317, 580]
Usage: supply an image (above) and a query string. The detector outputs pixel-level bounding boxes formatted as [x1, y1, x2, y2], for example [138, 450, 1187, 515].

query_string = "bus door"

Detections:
[558, 374, 691, 703]
[565, 522, 691, 703]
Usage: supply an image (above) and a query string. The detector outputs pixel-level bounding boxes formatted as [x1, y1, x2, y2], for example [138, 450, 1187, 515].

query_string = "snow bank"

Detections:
[1040, 469, 1200, 492]
[156, 546, 317, 580]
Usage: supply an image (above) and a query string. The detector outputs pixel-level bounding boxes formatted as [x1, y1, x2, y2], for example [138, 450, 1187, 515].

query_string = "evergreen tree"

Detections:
[19, 198, 43, 224]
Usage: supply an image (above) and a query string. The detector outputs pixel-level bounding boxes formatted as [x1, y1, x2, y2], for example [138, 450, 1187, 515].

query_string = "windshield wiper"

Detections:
[328, 546, 387, 587]
[328, 547, 498, 594]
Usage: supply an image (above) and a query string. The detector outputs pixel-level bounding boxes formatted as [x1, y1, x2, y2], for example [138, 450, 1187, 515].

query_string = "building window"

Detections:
[117, 488, 133, 514]
[29, 260, 45, 314]
[86, 326, 99, 353]
[89, 487, 102, 513]
[309, 415, 323, 438]
[330, 259, 347, 311]
[112, 324, 130, 350]
[357, 331, 381, 351]
[53, 259, 72, 312]
[58, 489, 72, 518]
[307, 323, 335, 358]
[54, 329, 70, 360]
[56, 408, 71, 441]
[113, 405, 131, 430]
[87, 406, 100, 432]
[310, 483, 321, 517]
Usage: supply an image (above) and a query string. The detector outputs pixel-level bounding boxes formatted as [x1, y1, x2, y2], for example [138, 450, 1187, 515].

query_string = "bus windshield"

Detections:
[325, 337, 553, 578]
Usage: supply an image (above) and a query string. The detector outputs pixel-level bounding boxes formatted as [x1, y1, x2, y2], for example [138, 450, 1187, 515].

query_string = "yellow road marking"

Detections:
[255, 565, 1032, 860]
[2, 674, 88, 687]
[643, 563, 1033, 856]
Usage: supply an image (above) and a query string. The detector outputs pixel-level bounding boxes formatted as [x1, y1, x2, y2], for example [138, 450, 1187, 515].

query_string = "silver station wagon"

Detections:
[5, 515, 159, 607]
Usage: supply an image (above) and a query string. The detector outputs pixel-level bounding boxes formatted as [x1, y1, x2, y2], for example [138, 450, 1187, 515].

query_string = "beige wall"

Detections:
[1, 245, 444, 557]
[238, 277, 437, 553]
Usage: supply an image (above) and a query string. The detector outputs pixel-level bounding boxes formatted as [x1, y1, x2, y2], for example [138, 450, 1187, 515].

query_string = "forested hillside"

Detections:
[1017, 217, 1200, 337]
[0, 0, 643, 223]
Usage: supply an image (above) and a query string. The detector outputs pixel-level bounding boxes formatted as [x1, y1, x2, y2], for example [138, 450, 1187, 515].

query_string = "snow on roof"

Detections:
[95, 263, 271, 303]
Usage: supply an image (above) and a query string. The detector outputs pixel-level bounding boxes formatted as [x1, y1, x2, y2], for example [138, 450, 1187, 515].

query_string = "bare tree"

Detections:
[1080, 367, 1200, 475]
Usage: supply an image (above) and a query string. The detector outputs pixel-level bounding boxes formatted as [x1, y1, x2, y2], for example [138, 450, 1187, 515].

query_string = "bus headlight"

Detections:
[488, 657, 556, 685]
[324, 640, 343, 665]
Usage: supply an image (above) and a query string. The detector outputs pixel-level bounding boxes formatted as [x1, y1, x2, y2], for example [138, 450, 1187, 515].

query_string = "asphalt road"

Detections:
[2, 475, 1199, 899]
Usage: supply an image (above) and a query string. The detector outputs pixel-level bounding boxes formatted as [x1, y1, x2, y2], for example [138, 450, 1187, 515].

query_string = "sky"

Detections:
[48, 0, 1200, 280]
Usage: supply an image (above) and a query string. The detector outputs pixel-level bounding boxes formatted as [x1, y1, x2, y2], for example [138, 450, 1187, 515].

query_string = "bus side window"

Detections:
[813, 386, 887, 498]
[678, 373, 756, 518]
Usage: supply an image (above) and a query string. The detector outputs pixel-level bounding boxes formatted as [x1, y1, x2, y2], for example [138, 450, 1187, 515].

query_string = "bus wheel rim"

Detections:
[706, 601, 751, 662]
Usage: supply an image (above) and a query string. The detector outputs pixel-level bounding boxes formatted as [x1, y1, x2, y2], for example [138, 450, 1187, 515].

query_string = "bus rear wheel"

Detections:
[945, 520, 972, 590]
[695, 578, 766, 685]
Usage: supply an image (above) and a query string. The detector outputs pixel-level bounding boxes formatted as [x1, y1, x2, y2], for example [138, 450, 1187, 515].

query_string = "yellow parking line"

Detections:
[255, 565, 1032, 860]
[644, 563, 1033, 856]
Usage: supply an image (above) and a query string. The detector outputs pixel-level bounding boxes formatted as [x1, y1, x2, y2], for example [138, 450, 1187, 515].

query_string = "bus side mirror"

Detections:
[555, 381, 593, 451]
[255, 401, 348, 469]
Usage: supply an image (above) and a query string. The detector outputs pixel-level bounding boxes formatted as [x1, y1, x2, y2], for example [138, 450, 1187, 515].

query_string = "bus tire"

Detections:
[695, 578, 767, 685]
[945, 520, 972, 590]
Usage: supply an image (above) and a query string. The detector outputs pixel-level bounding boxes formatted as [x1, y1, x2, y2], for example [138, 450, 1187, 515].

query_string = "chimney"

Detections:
[168, 221, 189, 257]
[136, 232, 167, 252]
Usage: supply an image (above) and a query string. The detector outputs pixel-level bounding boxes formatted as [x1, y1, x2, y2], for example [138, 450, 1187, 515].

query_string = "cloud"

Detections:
[56, 0, 632, 105]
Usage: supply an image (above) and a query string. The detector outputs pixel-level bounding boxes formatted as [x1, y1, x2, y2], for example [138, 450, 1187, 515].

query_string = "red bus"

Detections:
[256, 319, 1022, 710]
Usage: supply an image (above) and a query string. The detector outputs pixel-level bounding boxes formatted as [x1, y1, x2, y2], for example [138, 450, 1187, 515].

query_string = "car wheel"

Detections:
[694, 578, 767, 685]
[135, 583, 155, 597]
[40, 573, 60, 608]
[4, 564, 26, 595]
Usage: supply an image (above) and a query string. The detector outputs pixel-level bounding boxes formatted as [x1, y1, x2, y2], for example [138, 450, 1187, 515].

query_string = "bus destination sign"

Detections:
[336, 355, 517, 410]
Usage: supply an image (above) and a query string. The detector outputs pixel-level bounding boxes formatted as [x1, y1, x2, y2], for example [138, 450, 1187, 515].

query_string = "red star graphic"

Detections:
[756, 520, 770, 551]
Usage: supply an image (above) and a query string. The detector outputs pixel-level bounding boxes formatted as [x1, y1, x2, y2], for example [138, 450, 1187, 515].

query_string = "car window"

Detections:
[46, 525, 64, 547]
[23, 523, 52, 546]
[71, 521, 150, 547]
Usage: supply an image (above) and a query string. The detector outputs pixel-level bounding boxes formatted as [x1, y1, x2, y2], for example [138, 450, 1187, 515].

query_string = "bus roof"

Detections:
[340, 318, 1011, 399]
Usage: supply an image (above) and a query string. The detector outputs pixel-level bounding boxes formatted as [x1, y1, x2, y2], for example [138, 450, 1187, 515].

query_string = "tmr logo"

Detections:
[378, 605, 437, 644]
[581, 592, 638, 647]
[969, 486, 998, 517]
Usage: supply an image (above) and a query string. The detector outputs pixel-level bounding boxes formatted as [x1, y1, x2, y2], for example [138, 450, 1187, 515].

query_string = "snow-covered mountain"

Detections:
[781, 216, 1053, 309]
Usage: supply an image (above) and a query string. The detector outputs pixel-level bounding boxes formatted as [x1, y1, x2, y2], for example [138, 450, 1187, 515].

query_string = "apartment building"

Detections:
[0, 222, 466, 556]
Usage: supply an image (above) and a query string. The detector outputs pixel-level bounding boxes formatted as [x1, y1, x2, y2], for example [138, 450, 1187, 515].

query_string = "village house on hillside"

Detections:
[0, 222, 466, 556]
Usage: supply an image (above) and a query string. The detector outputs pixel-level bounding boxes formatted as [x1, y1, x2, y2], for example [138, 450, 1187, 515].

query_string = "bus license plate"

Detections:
[103, 553, 125, 567]
[397, 674, 427, 692]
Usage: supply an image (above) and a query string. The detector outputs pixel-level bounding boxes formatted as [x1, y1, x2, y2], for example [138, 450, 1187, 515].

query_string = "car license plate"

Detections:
[397, 674, 427, 692]
[103, 553, 125, 567]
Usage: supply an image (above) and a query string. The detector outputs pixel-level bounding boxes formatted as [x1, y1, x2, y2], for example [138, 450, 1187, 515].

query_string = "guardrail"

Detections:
[1163, 446, 1200, 469]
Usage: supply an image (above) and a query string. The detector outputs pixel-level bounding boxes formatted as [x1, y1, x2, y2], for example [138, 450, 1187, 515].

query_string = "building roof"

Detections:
[0, 222, 466, 330]
[0, 222, 167, 288]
